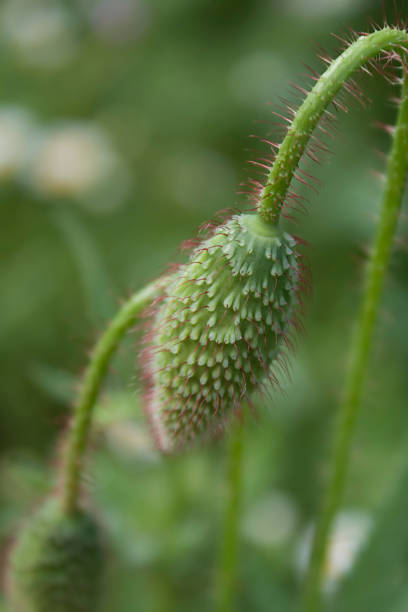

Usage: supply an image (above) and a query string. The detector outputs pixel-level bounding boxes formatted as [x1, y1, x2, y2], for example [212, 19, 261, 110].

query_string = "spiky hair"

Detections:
[142, 214, 308, 451]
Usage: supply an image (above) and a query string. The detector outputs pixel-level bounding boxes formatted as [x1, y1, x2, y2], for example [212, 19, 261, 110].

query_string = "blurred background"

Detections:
[1, 0, 408, 610]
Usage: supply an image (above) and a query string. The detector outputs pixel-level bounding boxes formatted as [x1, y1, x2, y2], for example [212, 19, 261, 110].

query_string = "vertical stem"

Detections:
[216, 419, 244, 612]
[303, 69, 408, 612]
[61, 281, 161, 514]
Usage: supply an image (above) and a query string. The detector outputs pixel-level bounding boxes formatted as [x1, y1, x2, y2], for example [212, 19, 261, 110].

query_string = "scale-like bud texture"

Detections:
[143, 213, 305, 451]
[8, 500, 104, 612]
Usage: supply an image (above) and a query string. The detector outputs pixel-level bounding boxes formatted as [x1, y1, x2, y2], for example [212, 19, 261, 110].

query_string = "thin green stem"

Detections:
[303, 69, 408, 612]
[258, 27, 408, 225]
[216, 419, 244, 612]
[61, 281, 161, 514]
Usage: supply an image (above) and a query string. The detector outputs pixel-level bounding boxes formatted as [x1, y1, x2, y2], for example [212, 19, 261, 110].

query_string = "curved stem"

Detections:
[303, 69, 408, 612]
[61, 281, 161, 514]
[216, 419, 244, 612]
[258, 27, 408, 224]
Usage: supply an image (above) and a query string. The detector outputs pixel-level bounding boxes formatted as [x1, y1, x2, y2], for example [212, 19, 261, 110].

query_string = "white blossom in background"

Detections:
[295, 510, 373, 594]
[85, 0, 151, 43]
[0, 107, 35, 181]
[26, 123, 129, 211]
[1, 0, 79, 69]
[242, 491, 298, 549]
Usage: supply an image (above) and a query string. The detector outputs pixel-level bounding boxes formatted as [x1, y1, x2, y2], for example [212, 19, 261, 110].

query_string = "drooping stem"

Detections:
[216, 419, 244, 612]
[61, 281, 161, 514]
[258, 27, 408, 225]
[303, 69, 408, 611]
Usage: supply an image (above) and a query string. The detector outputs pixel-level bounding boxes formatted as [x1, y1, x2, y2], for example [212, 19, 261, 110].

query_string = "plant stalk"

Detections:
[303, 68, 408, 612]
[216, 419, 244, 612]
[258, 27, 408, 225]
[61, 281, 161, 514]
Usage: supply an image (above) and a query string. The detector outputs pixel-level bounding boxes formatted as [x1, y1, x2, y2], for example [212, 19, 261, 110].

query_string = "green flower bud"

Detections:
[142, 213, 306, 451]
[7, 500, 104, 612]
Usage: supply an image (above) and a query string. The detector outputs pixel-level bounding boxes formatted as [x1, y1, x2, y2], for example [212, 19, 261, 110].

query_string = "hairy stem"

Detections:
[61, 281, 161, 514]
[216, 419, 244, 612]
[258, 27, 408, 224]
[303, 69, 408, 611]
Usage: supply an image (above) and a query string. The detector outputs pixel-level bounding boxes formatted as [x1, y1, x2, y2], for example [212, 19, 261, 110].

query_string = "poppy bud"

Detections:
[8, 500, 104, 612]
[142, 213, 306, 451]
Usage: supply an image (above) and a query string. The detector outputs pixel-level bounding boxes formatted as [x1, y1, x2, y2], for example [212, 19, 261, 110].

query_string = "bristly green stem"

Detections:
[253, 24, 408, 611]
[303, 66, 408, 612]
[258, 27, 408, 225]
[216, 419, 244, 612]
[61, 281, 161, 514]
[220, 28, 408, 612]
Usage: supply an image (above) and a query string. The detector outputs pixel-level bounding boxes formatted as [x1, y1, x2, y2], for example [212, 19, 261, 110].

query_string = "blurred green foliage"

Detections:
[1, 0, 408, 610]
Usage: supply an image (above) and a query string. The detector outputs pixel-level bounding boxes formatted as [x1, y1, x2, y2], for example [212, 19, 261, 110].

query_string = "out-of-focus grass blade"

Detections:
[0, 241, 58, 343]
[29, 362, 76, 405]
[51, 205, 115, 324]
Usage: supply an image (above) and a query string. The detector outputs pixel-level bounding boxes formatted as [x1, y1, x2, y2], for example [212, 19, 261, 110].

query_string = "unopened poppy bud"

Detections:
[142, 213, 306, 451]
[7, 500, 104, 612]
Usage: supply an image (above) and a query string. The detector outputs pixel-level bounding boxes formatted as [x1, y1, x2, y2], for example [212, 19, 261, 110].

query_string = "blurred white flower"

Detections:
[26, 122, 129, 211]
[295, 510, 372, 594]
[1, 0, 79, 69]
[85, 0, 151, 43]
[242, 490, 298, 549]
[0, 107, 35, 180]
